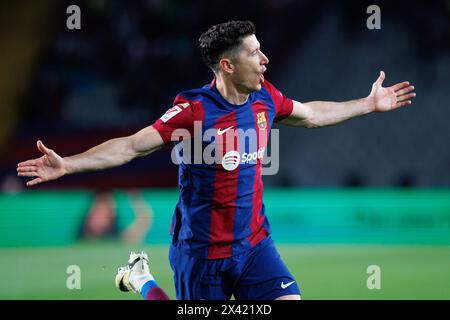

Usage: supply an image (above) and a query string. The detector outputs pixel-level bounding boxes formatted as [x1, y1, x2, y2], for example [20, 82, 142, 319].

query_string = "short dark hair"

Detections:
[198, 20, 256, 71]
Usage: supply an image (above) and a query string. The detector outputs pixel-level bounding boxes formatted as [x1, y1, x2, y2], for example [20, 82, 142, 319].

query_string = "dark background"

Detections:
[1, 0, 449, 191]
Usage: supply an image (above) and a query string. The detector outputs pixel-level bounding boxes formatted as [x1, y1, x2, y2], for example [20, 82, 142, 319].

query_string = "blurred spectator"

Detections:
[81, 190, 152, 244]
[120, 191, 153, 244]
[1, 174, 24, 194]
[82, 191, 117, 239]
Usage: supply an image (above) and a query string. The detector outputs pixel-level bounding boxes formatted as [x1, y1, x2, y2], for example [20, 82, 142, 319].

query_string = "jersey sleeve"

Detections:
[263, 80, 294, 122]
[151, 95, 196, 145]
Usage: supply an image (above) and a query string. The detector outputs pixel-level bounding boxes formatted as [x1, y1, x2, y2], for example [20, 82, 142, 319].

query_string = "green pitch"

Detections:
[1, 242, 449, 300]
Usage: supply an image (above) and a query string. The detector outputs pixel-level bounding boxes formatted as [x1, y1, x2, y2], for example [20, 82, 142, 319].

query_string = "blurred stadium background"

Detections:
[1, 0, 449, 299]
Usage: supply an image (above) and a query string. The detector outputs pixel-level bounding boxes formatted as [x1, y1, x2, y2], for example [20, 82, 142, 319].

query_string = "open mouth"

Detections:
[259, 67, 267, 83]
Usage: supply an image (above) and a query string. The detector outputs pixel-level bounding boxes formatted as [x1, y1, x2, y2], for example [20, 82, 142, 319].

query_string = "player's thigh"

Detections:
[169, 245, 231, 300]
[234, 240, 301, 300]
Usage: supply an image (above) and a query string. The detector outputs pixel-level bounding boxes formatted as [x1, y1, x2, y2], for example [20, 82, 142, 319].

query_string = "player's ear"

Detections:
[218, 58, 234, 74]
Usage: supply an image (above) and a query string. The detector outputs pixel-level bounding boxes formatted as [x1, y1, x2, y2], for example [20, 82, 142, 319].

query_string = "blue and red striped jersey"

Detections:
[152, 79, 293, 259]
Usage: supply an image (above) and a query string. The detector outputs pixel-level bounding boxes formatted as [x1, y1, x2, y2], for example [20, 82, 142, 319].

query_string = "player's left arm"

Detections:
[279, 71, 416, 128]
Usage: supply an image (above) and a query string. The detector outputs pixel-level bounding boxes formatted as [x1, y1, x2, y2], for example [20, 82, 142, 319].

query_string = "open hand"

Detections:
[370, 71, 416, 112]
[17, 140, 66, 187]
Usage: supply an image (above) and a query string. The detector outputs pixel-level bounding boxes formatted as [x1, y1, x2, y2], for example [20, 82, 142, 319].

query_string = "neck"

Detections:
[215, 74, 249, 105]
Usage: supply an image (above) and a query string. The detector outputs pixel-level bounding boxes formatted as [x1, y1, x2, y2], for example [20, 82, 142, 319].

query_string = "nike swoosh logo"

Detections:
[217, 126, 234, 135]
[281, 281, 295, 289]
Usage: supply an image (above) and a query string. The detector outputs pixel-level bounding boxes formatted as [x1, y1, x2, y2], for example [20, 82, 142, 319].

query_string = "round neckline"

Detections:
[211, 82, 253, 109]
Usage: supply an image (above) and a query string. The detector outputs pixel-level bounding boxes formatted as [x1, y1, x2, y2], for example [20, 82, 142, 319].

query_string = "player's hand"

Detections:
[369, 71, 416, 112]
[17, 140, 66, 187]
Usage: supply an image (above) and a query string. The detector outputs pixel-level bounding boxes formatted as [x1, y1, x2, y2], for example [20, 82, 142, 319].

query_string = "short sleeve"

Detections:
[151, 95, 196, 145]
[262, 80, 294, 122]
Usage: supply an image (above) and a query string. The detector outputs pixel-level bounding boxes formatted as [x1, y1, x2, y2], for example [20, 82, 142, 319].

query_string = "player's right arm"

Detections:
[16, 126, 164, 187]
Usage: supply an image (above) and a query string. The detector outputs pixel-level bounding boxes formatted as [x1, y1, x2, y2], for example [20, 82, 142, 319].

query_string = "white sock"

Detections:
[130, 273, 155, 293]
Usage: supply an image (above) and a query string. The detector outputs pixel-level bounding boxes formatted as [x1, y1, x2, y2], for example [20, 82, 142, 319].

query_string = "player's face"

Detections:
[231, 35, 269, 93]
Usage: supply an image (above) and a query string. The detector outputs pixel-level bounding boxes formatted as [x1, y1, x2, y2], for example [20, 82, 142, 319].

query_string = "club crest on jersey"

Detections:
[257, 112, 267, 129]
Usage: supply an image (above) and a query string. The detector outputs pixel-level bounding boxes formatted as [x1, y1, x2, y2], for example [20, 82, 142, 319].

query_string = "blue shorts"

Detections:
[168, 236, 301, 300]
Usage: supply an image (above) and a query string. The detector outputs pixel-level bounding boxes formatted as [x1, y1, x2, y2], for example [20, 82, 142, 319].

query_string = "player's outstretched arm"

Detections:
[279, 71, 416, 128]
[17, 126, 164, 187]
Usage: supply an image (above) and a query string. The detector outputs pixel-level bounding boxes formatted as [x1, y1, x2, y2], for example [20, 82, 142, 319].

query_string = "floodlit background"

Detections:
[1, 0, 449, 299]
